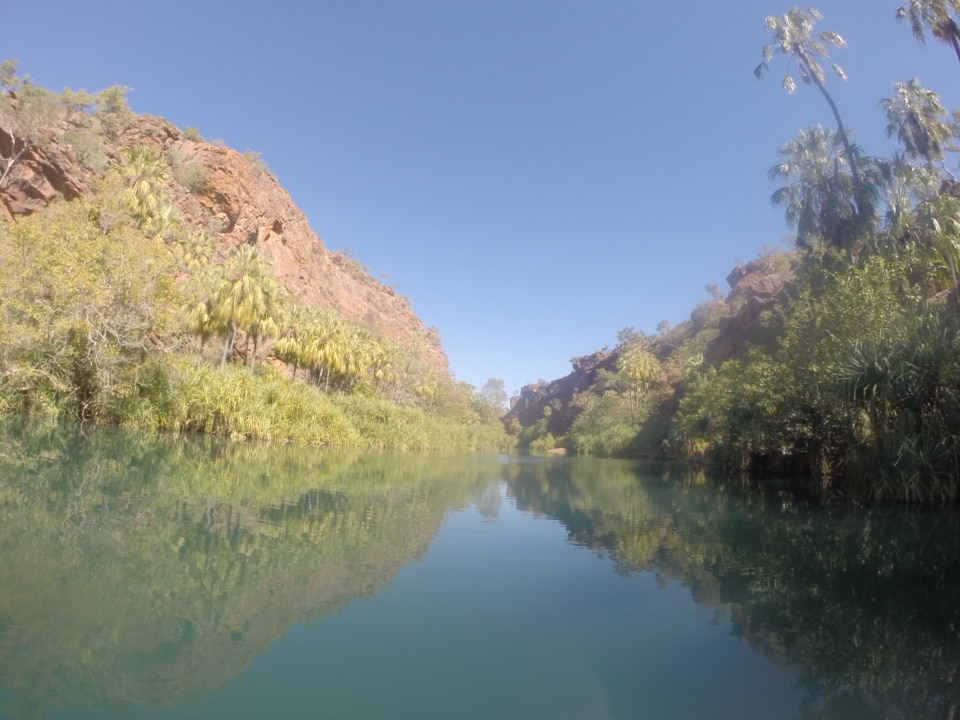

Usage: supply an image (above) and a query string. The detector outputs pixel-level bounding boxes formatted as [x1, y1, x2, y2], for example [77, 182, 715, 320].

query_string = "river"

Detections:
[0, 420, 957, 719]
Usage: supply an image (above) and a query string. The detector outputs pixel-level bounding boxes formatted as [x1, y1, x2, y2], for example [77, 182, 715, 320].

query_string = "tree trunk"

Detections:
[0, 133, 28, 189]
[806, 62, 867, 262]
[249, 335, 259, 371]
[219, 325, 236, 370]
[950, 23, 960, 66]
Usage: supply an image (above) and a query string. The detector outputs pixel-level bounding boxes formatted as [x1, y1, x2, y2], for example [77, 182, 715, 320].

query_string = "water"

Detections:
[0, 422, 958, 719]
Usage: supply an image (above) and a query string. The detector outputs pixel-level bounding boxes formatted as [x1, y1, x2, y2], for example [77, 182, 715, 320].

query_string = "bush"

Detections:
[60, 129, 109, 172]
[172, 162, 207, 193]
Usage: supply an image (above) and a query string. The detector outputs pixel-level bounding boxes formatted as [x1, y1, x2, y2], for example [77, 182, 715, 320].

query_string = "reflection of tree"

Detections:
[474, 481, 503, 522]
[0, 421, 497, 718]
[505, 459, 960, 719]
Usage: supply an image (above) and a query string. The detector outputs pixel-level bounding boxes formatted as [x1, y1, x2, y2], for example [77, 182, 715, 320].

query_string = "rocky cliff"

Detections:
[0, 101, 448, 373]
[505, 253, 791, 440]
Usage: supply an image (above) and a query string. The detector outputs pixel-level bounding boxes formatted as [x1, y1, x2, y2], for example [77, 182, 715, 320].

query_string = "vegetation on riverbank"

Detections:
[0, 63, 511, 452]
[509, 5, 960, 501]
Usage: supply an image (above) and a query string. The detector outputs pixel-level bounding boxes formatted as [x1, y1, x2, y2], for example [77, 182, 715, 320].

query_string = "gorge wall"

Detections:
[0, 102, 448, 374]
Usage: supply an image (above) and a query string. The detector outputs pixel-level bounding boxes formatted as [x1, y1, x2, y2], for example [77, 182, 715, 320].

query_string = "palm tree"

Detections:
[769, 125, 865, 255]
[212, 244, 283, 370]
[617, 347, 660, 416]
[119, 146, 173, 234]
[897, 0, 960, 67]
[880, 78, 952, 163]
[243, 274, 286, 370]
[755, 8, 867, 198]
[873, 151, 942, 245]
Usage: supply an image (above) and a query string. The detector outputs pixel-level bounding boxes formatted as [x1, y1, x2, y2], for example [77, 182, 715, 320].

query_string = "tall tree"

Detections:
[897, 0, 960, 66]
[119, 146, 174, 235]
[212, 244, 284, 371]
[755, 8, 865, 192]
[617, 347, 660, 416]
[769, 125, 861, 254]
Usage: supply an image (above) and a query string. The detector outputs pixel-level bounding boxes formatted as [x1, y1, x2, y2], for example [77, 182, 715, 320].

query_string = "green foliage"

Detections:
[172, 160, 207, 192]
[618, 347, 661, 414]
[881, 78, 952, 163]
[207, 244, 287, 370]
[0, 421, 501, 715]
[59, 87, 96, 114]
[60, 128, 109, 172]
[674, 252, 958, 496]
[94, 84, 132, 137]
[182, 126, 204, 142]
[94, 84, 131, 115]
[567, 391, 638, 457]
[474, 377, 508, 423]
[896, 0, 960, 64]
[0, 58, 20, 91]
[118, 145, 180, 236]
[0, 74, 59, 188]
[0, 191, 177, 420]
[0, 68, 511, 454]
[834, 310, 960, 501]
[162, 360, 510, 451]
[243, 148, 269, 172]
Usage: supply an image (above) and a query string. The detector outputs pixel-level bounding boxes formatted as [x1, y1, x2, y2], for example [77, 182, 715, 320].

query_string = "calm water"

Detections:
[0, 422, 958, 719]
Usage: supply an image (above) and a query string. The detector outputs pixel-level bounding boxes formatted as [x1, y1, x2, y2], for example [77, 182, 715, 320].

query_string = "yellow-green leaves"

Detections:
[0, 191, 177, 419]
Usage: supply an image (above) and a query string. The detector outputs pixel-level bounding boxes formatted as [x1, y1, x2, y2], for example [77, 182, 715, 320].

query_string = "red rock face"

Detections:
[0, 113, 97, 218]
[0, 107, 449, 374]
[705, 255, 788, 365]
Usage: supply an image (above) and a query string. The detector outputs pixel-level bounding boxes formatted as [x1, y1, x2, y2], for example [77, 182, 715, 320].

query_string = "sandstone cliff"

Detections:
[0, 102, 448, 373]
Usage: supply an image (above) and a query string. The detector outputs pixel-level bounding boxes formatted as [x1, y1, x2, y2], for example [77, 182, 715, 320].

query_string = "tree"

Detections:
[211, 244, 285, 371]
[118, 146, 176, 235]
[0, 63, 59, 190]
[897, 0, 960, 66]
[755, 7, 871, 231]
[0, 192, 176, 419]
[769, 124, 862, 254]
[880, 78, 952, 163]
[617, 347, 660, 416]
[94, 84, 132, 137]
[475, 378, 508, 422]
[60, 87, 96, 117]
[0, 59, 19, 91]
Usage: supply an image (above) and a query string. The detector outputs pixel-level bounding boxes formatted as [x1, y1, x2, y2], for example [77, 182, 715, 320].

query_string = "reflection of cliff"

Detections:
[504, 459, 960, 720]
[0, 421, 497, 718]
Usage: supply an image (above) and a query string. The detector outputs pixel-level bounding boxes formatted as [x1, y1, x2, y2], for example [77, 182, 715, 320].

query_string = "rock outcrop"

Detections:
[705, 254, 789, 365]
[0, 105, 448, 373]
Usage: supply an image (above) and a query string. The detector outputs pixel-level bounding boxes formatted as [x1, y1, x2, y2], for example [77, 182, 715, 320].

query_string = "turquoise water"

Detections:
[0, 423, 957, 719]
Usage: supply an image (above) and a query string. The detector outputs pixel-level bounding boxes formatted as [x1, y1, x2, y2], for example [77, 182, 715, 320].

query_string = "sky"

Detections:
[5, 1, 960, 398]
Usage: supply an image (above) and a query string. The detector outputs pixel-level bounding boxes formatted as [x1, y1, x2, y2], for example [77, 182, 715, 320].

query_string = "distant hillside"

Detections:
[504, 252, 792, 455]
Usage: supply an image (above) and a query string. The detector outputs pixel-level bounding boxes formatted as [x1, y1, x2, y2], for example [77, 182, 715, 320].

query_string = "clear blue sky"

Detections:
[6, 1, 959, 397]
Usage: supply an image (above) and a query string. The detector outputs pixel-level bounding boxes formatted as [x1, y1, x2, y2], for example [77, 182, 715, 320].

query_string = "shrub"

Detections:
[172, 162, 207, 193]
[60, 129, 109, 173]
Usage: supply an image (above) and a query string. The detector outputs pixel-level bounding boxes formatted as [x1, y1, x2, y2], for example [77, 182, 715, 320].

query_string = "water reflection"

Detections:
[0, 421, 496, 719]
[504, 458, 960, 719]
[1, 424, 959, 719]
